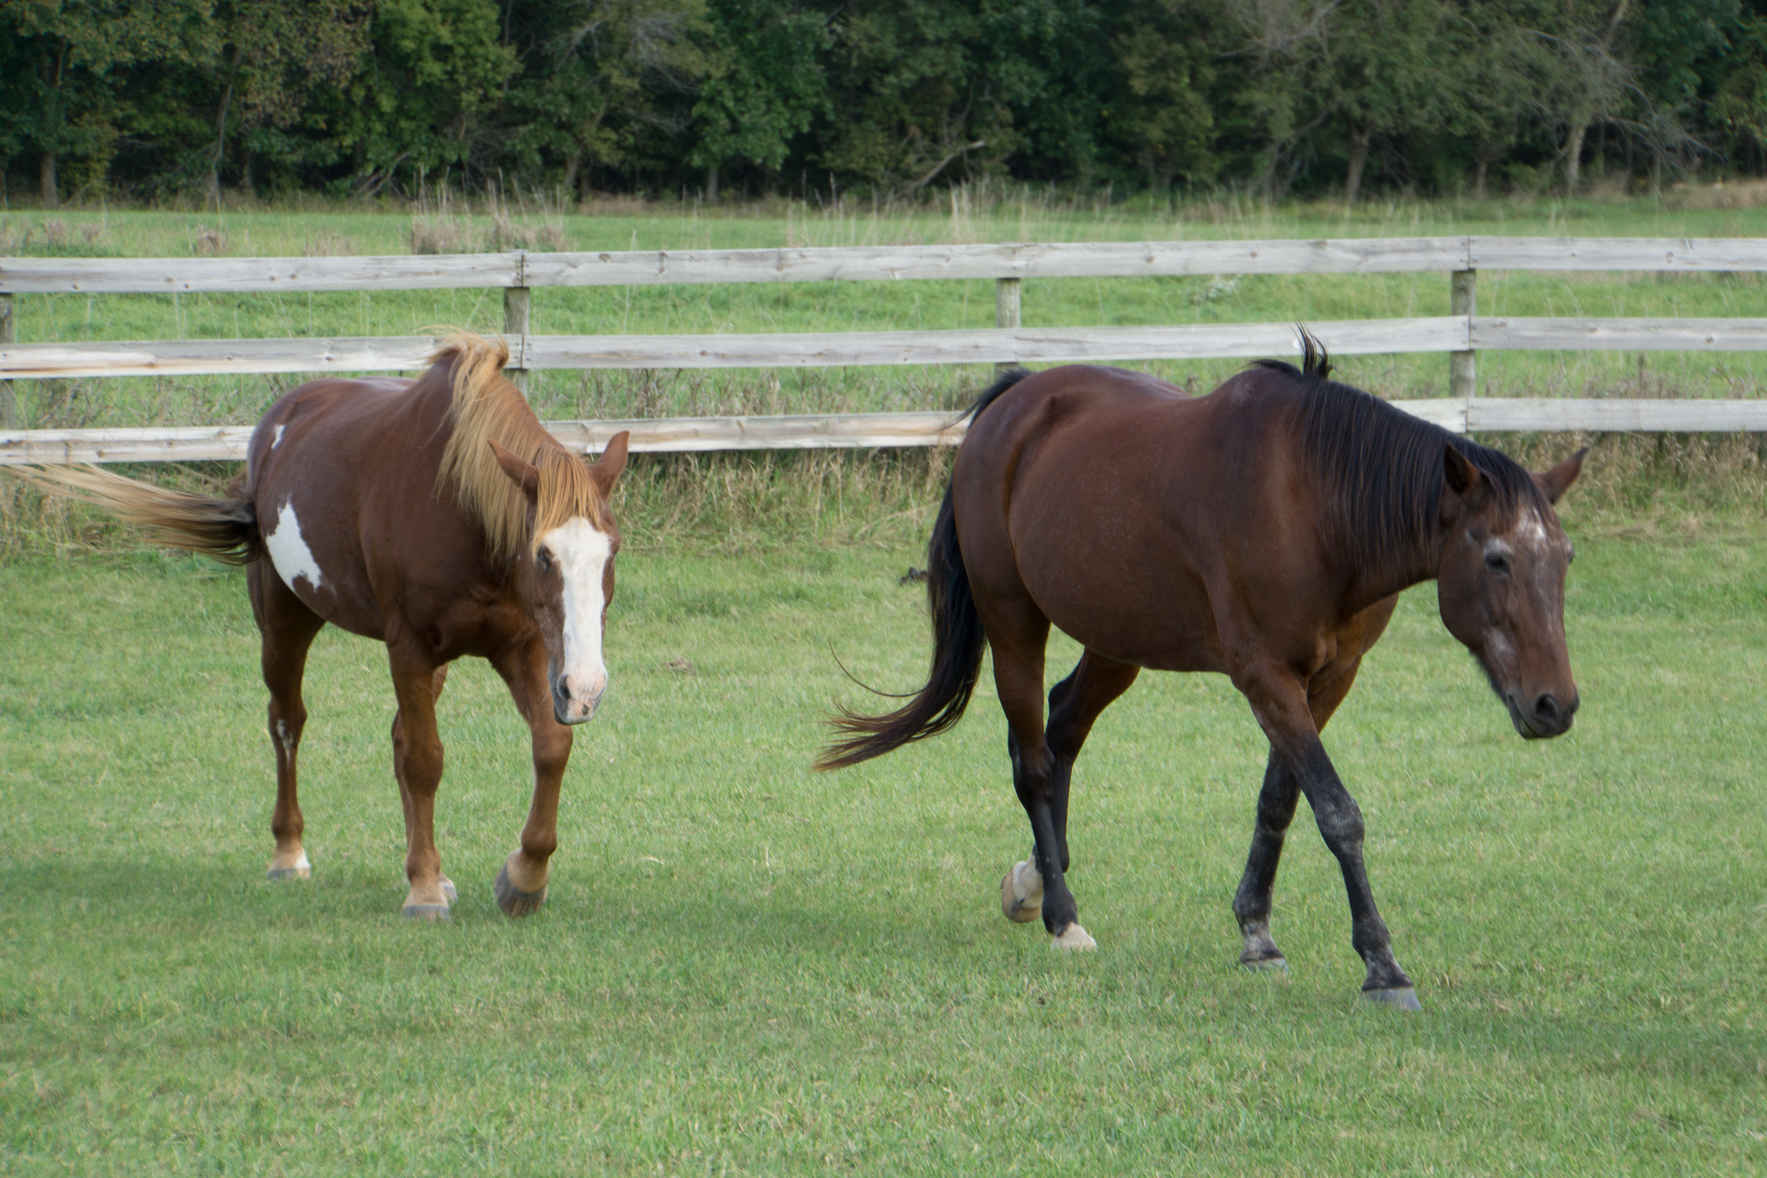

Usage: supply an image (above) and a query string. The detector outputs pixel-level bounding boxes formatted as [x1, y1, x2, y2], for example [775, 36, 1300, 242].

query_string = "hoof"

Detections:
[439, 876, 458, 905]
[1000, 859, 1043, 924]
[266, 850, 312, 881]
[1240, 953, 1289, 974]
[1362, 985, 1423, 1012]
[401, 903, 452, 921]
[1050, 922, 1097, 951]
[494, 862, 548, 918]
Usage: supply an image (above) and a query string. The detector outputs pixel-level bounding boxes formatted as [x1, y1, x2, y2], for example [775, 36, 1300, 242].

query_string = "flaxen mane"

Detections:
[431, 334, 608, 563]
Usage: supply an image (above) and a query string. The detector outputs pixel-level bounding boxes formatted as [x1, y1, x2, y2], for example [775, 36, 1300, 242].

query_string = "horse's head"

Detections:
[491, 432, 631, 725]
[1434, 445, 1586, 740]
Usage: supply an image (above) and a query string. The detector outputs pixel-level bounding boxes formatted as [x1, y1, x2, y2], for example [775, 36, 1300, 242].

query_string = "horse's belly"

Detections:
[257, 494, 384, 638]
[1027, 564, 1225, 673]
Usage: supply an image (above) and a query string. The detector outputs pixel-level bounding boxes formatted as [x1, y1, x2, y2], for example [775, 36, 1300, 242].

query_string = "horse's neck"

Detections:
[1327, 474, 1446, 612]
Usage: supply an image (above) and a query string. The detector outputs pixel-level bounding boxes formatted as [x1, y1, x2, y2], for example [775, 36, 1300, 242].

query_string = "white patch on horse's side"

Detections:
[544, 517, 613, 716]
[271, 424, 286, 450]
[264, 500, 326, 592]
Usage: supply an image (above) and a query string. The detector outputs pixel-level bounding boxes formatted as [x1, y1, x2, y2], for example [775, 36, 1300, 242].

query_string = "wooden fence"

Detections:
[3, 236, 1766, 464]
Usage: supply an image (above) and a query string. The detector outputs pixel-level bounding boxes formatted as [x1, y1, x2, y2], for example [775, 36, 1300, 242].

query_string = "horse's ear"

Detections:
[1440, 443, 1487, 520]
[591, 430, 630, 494]
[1534, 447, 1588, 505]
[489, 440, 540, 500]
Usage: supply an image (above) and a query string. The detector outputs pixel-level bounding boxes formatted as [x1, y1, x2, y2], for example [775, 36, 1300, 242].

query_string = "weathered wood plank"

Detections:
[522, 238, 1473, 285]
[7, 237, 1767, 297]
[529, 318, 1467, 370]
[0, 319, 1467, 379]
[43, 393, 1764, 468]
[0, 413, 971, 464]
[1472, 317, 1767, 351]
[1470, 237, 1767, 272]
[0, 337, 443, 379]
[0, 425, 257, 464]
[0, 255, 518, 294]
[1467, 398, 1767, 432]
[548, 411, 971, 453]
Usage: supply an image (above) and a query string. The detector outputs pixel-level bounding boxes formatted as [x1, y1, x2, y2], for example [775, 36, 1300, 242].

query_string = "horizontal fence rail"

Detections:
[3, 235, 1766, 462]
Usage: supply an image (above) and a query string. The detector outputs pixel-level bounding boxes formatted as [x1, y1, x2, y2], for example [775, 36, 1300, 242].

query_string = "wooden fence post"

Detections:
[995, 276, 1021, 373]
[504, 251, 531, 391]
[1450, 268, 1476, 407]
[0, 293, 16, 428]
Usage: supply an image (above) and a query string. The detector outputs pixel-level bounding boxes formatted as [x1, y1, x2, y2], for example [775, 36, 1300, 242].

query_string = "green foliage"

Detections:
[6, 0, 1767, 203]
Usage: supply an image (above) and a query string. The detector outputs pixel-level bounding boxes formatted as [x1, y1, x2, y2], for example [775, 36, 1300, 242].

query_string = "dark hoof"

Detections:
[401, 903, 452, 921]
[1240, 953, 1289, 974]
[494, 863, 547, 918]
[1362, 985, 1422, 1012]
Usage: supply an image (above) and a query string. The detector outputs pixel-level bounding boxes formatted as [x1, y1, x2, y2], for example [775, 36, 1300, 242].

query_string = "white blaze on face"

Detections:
[264, 500, 326, 593]
[543, 516, 614, 720]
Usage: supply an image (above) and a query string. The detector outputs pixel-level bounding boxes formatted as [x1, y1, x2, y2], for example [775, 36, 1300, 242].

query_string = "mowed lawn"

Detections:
[1, 507, 1764, 1175]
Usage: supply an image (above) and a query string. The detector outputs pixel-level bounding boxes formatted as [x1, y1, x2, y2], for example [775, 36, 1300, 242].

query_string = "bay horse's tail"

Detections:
[9, 465, 260, 564]
[816, 368, 1031, 770]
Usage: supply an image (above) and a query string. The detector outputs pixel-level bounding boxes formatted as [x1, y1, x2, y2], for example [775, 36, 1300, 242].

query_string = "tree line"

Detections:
[5, 0, 1765, 209]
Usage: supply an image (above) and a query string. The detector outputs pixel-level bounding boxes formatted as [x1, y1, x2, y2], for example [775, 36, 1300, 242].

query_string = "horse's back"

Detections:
[245, 375, 460, 639]
[954, 364, 1311, 672]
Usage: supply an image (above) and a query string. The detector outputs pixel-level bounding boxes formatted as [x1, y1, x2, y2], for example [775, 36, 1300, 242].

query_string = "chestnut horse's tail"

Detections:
[10, 465, 261, 564]
[816, 368, 1031, 770]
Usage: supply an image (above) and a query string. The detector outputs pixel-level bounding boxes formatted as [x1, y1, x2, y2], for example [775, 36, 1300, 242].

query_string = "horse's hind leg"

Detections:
[1003, 651, 1139, 929]
[250, 562, 325, 882]
[986, 614, 1095, 949]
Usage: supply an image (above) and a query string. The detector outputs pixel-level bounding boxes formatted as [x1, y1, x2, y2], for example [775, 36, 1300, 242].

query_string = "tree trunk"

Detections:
[705, 161, 720, 202]
[209, 65, 236, 211]
[39, 151, 58, 208]
[1564, 118, 1588, 194]
[1345, 125, 1371, 205]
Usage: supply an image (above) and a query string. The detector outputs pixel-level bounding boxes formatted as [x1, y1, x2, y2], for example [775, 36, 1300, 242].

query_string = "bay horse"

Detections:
[16, 335, 630, 919]
[820, 332, 1584, 1009]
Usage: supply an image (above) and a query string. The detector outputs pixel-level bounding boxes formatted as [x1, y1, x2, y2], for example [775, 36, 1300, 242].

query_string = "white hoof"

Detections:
[1050, 922, 1097, 951]
[1000, 858, 1044, 923]
[266, 849, 312, 881]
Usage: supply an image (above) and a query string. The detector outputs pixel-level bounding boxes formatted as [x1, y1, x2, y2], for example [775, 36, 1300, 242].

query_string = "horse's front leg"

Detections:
[389, 657, 452, 919]
[1236, 662, 1418, 1009]
[490, 640, 573, 918]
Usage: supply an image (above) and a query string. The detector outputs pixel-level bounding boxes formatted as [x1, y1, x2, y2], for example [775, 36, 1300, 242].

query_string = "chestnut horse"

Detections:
[821, 333, 1585, 1009]
[17, 335, 630, 919]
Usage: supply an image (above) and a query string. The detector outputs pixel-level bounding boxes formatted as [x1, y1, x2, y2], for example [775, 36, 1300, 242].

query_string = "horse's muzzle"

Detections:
[1506, 690, 1578, 740]
[552, 673, 607, 725]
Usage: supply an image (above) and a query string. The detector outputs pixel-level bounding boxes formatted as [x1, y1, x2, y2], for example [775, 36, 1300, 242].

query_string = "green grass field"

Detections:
[2, 502, 1764, 1175]
[3, 194, 1766, 1173]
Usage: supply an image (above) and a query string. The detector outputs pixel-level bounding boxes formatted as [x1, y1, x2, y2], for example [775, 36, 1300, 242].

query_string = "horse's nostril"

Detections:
[1534, 693, 1562, 725]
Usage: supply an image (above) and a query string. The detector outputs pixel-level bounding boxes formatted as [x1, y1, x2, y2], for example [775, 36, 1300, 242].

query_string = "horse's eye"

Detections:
[1485, 551, 1510, 574]
[535, 548, 553, 572]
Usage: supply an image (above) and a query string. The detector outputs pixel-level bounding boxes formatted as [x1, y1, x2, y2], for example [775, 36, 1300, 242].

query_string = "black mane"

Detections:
[1254, 333, 1545, 572]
